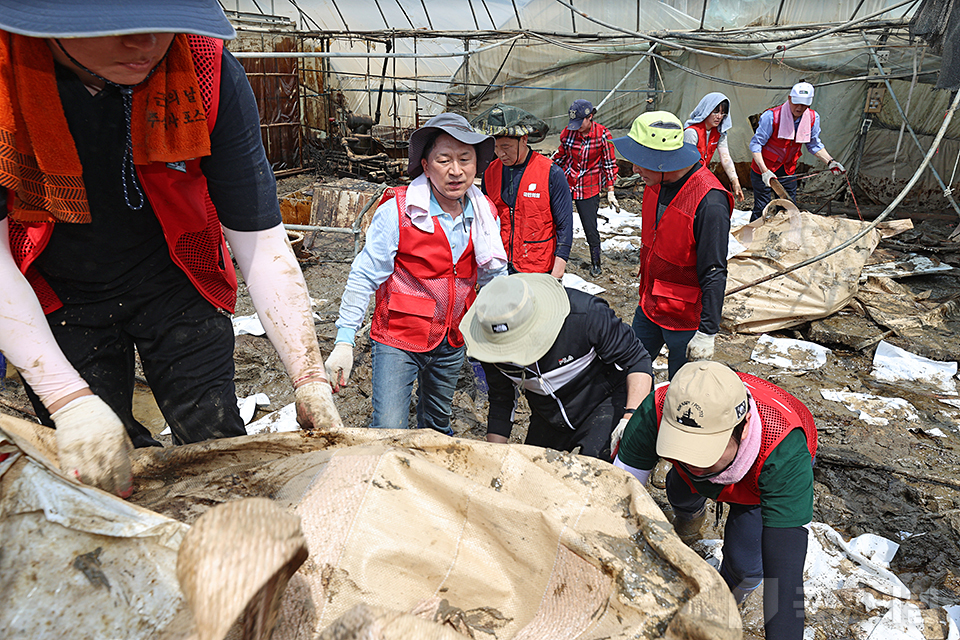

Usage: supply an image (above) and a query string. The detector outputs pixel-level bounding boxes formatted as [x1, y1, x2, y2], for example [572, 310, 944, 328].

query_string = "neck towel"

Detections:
[709, 394, 762, 486]
[0, 31, 211, 224]
[776, 101, 813, 144]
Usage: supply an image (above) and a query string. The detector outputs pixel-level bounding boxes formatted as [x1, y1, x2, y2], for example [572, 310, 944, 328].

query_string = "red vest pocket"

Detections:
[385, 292, 436, 349]
[651, 279, 700, 315]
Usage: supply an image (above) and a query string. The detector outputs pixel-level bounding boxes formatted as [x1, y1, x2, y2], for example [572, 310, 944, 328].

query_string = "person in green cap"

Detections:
[472, 104, 573, 279]
[612, 111, 733, 379]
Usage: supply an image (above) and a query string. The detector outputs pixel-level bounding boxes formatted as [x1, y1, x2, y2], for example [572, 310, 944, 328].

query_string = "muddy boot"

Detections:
[673, 505, 707, 545]
[589, 246, 602, 277]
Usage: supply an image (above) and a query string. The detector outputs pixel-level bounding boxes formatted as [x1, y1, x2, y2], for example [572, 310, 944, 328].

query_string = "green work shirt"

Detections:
[617, 392, 814, 529]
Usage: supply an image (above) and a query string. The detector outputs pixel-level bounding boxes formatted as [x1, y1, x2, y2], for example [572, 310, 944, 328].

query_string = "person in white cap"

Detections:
[0, 0, 342, 498]
[749, 81, 845, 220]
[325, 113, 507, 435]
[460, 273, 652, 460]
[612, 111, 733, 378]
[613, 361, 817, 640]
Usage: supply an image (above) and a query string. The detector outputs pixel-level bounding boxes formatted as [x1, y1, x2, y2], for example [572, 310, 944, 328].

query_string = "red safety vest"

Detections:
[484, 152, 556, 274]
[370, 186, 478, 352]
[687, 120, 720, 166]
[655, 372, 818, 505]
[639, 166, 732, 330]
[8, 35, 237, 314]
[749, 106, 817, 175]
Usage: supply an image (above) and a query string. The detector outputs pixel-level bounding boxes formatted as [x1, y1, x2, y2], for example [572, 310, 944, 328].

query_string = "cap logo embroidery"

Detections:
[569, 109, 578, 119]
[735, 399, 747, 421]
[674, 401, 704, 428]
[492, 323, 509, 333]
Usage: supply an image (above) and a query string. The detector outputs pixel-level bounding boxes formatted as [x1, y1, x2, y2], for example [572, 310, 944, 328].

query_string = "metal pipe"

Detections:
[231, 35, 522, 59]
[596, 43, 657, 111]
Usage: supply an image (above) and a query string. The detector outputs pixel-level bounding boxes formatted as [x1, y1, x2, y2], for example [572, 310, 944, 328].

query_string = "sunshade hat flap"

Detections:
[656, 361, 749, 468]
[460, 273, 570, 367]
[407, 112, 495, 179]
[470, 103, 549, 144]
[612, 110, 702, 172]
[0, 0, 236, 39]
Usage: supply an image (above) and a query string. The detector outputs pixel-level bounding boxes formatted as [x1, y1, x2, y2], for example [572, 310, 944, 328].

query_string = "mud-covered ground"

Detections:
[2, 172, 959, 638]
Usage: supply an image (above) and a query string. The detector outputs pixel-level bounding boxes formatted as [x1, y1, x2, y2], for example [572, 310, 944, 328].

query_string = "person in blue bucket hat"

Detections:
[612, 111, 733, 380]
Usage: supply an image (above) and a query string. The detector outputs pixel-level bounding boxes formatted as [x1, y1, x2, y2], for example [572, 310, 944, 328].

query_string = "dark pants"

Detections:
[666, 467, 764, 603]
[23, 269, 244, 447]
[525, 383, 625, 460]
[575, 194, 601, 250]
[750, 167, 798, 221]
[631, 305, 696, 380]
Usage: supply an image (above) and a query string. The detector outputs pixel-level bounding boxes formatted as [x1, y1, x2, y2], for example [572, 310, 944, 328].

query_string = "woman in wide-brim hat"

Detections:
[324, 112, 508, 436]
[0, 0, 344, 499]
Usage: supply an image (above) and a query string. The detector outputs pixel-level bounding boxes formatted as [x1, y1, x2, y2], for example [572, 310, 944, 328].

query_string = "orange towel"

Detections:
[0, 31, 211, 224]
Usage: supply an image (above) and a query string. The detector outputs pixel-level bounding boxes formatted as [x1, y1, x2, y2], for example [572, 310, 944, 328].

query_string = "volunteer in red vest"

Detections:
[683, 92, 745, 203]
[0, 0, 342, 498]
[472, 104, 573, 278]
[613, 361, 817, 640]
[749, 81, 845, 220]
[612, 111, 732, 379]
[324, 113, 507, 434]
[551, 99, 619, 276]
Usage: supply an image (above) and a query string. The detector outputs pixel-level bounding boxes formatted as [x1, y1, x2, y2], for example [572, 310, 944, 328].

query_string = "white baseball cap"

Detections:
[789, 82, 815, 106]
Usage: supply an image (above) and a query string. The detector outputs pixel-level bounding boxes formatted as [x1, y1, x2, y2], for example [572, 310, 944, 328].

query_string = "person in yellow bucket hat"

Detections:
[612, 111, 733, 379]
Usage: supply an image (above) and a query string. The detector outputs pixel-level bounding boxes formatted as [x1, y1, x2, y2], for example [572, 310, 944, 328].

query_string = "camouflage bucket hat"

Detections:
[470, 103, 549, 144]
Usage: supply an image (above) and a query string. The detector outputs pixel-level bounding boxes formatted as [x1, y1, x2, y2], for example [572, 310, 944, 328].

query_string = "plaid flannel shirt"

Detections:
[551, 122, 618, 200]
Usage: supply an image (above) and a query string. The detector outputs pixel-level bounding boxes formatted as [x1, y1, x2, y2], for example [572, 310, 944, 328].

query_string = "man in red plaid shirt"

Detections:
[552, 99, 619, 277]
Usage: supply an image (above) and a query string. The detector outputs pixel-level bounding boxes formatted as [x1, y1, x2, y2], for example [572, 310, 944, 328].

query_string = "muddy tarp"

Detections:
[722, 200, 882, 334]
[0, 413, 739, 640]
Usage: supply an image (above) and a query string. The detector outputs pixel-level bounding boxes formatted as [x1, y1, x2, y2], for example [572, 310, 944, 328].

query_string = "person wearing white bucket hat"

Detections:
[614, 361, 818, 640]
[612, 111, 733, 380]
[749, 81, 845, 220]
[460, 273, 652, 460]
[325, 113, 507, 435]
[0, 0, 343, 497]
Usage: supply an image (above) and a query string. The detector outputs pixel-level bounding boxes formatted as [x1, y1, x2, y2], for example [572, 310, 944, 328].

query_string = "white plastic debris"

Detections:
[244, 402, 300, 435]
[872, 341, 959, 395]
[232, 313, 266, 336]
[750, 334, 830, 370]
[238, 393, 270, 425]
[820, 389, 919, 426]
[561, 272, 605, 295]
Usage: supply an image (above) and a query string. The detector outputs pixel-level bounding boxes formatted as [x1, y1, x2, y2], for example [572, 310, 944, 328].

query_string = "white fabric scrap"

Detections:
[245, 402, 300, 435]
[872, 341, 959, 395]
[232, 313, 266, 336]
[238, 393, 270, 425]
[820, 389, 919, 426]
[751, 333, 830, 370]
[561, 272, 605, 295]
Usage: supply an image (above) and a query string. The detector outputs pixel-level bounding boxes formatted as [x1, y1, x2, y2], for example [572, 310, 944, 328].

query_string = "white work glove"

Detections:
[610, 417, 630, 458]
[828, 160, 846, 175]
[685, 331, 716, 361]
[606, 190, 620, 213]
[761, 170, 776, 187]
[324, 342, 354, 392]
[51, 395, 133, 497]
[294, 380, 344, 430]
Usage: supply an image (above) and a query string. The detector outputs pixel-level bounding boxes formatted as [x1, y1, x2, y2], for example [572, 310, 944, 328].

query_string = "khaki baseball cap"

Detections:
[656, 362, 748, 468]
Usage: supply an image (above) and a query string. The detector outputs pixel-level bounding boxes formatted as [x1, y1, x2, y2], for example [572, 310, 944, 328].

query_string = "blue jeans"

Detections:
[370, 339, 464, 434]
[750, 167, 798, 221]
[631, 305, 696, 380]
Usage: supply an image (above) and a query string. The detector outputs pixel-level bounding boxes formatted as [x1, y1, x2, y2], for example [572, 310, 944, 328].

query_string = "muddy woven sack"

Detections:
[722, 199, 881, 333]
[0, 414, 740, 640]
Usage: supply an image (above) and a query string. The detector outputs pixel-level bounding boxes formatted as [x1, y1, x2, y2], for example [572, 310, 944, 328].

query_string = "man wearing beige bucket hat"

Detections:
[325, 112, 507, 434]
[460, 273, 652, 460]
[0, 0, 342, 498]
[613, 361, 818, 640]
[612, 111, 732, 380]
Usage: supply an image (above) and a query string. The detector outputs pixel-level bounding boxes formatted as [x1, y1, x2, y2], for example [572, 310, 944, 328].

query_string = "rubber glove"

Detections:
[685, 331, 716, 361]
[606, 190, 620, 213]
[51, 395, 133, 497]
[294, 380, 344, 429]
[761, 170, 776, 187]
[324, 342, 354, 392]
[610, 417, 630, 458]
[828, 160, 846, 175]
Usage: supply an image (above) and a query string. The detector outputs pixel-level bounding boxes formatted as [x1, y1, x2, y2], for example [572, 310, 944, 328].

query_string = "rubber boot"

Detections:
[589, 245, 602, 277]
[673, 505, 707, 545]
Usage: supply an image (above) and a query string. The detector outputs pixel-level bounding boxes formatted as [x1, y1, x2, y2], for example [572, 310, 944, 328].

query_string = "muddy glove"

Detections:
[606, 190, 620, 213]
[761, 170, 776, 187]
[610, 417, 630, 458]
[294, 380, 344, 430]
[51, 395, 133, 497]
[685, 331, 716, 361]
[828, 159, 845, 175]
[324, 342, 354, 392]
